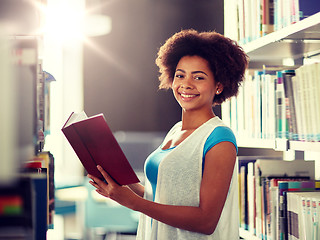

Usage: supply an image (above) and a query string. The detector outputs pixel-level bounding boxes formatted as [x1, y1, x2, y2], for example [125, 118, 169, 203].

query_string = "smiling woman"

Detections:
[87, 29, 248, 240]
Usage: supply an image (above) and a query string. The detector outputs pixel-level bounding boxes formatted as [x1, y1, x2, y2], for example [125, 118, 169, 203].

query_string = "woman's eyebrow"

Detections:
[175, 69, 208, 76]
[175, 69, 185, 73]
[192, 71, 208, 76]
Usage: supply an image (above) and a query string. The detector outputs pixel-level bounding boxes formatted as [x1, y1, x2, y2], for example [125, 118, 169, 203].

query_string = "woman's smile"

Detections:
[179, 92, 200, 100]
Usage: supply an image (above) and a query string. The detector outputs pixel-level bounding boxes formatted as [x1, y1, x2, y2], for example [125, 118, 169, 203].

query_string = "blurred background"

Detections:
[0, 0, 224, 239]
[83, 0, 224, 131]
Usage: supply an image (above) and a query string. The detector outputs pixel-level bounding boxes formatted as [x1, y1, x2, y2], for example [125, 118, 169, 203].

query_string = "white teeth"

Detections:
[181, 93, 196, 98]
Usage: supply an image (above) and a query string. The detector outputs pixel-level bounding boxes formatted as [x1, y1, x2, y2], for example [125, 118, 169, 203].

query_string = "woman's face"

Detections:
[171, 55, 220, 113]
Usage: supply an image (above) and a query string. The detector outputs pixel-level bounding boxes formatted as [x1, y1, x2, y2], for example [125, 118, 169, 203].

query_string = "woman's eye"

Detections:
[195, 76, 205, 80]
[175, 74, 184, 79]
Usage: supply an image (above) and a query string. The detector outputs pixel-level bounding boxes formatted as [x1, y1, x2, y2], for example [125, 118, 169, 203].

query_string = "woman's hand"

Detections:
[88, 165, 140, 210]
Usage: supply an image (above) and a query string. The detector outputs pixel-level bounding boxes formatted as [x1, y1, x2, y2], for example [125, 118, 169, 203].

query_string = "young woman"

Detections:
[88, 29, 248, 239]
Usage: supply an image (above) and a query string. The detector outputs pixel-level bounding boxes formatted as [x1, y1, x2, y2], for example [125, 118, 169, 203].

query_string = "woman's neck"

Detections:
[181, 109, 215, 130]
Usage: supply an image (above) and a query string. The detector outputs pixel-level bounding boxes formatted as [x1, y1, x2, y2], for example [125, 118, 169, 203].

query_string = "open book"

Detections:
[61, 111, 139, 185]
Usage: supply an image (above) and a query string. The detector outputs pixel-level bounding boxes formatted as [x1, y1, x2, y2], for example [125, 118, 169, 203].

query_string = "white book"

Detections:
[237, 0, 245, 42]
[313, 197, 320, 240]
[271, 183, 279, 240]
[287, 192, 320, 240]
[244, 0, 252, 43]
[310, 63, 320, 141]
[224, 0, 240, 40]
[261, 72, 267, 139]
[291, 75, 303, 140]
[303, 197, 312, 240]
[244, 74, 255, 138]
[254, 71, 262, 138]
[221, 101, 231, 128]
[287, 192, 303, 240]
[295, 67, 308, 140]
[247, 162, 256, 234]
[292, 0, 300, 23]
[303, 65, 314, 141]
[255, 161, 262, 238]
[267, 73, 277, 139]
[237, 82, 245, 136]
[304, 64, 317, 141]
[231, 96, 238, 133]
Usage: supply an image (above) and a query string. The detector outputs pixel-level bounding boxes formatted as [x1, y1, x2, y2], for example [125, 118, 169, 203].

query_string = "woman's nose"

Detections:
[180, 77, 193, 89]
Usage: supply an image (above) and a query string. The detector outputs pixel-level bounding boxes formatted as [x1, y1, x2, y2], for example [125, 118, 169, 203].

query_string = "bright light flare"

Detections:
[43, 1, 86, 43]
[41, 1, 111, 44]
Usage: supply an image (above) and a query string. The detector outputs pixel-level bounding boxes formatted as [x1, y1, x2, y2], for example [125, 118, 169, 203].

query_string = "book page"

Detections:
[63, 111, 87, 128]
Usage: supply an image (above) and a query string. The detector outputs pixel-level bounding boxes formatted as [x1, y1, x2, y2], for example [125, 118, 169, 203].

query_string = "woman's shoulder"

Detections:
[206, 116, 226, 127]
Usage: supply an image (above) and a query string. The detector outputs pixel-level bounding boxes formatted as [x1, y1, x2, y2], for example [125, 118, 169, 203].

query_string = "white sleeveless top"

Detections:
[136, 117, 239, 240]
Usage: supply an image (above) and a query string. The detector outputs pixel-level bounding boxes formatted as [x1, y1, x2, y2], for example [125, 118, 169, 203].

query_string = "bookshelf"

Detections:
[223, 11, 320, 152]
[243, 12, 320, 68]
[224, 1, 320, 239]
[0, 2, 55, 239]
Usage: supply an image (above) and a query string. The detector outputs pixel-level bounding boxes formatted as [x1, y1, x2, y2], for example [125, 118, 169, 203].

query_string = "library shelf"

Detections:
[237, 137, 320, 153]
[289, 140, 320, 152]
[224, 4, 320, 240]
[239, 228, 260, 240]
[236, 138, 276, 149]
[242, 12, 320, 68]
[233, 12, 320, 152]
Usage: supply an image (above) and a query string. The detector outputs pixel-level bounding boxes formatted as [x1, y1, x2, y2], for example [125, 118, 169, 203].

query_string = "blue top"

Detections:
[145, 126, 237, 200]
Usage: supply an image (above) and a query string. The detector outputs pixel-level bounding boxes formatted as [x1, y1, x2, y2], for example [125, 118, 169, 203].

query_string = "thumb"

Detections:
[97, 165, 117, 185]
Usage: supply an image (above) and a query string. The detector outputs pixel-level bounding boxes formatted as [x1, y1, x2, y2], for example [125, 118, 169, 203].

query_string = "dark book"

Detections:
[282, 70, 297, 140]
[62, 112, 139, 185]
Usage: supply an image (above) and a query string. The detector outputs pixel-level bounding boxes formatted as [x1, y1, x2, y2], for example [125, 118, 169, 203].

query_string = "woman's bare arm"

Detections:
[128, 183, 144, 197]
[88, 141, 236, 235]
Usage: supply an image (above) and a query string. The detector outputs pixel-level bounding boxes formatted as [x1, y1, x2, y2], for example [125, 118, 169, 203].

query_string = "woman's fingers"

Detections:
[96, 165, 117, 185]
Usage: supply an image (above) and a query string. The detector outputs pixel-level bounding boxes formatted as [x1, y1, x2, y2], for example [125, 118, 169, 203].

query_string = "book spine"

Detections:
[282, 70, 296, 140]
[275, 71, 285, 139]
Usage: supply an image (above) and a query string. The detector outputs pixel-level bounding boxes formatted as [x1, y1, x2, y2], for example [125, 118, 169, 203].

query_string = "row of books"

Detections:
[222, 62, 320, 142]
[0, 151, 55, 240]
[238, 158, 318, 240]
[287, 191, 320, 240]
[233, 0, 320, 44]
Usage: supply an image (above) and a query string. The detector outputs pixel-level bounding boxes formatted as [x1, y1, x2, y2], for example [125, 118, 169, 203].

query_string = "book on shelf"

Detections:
[226, 0, 320, 43]
[23, 151, 55, 229]
[282, 70, 297, 140]
[262, 0, 274, 35]
[226, 62, 320, 142]
[293, 63, 320, 141]
[286, 191, 320, 240]
[0, 174, 43, 239]
[62, 111, 140, 186]
[238, 156, 284, 233]
[256, 159, 314, 240]
[275, 71, 287, 140]
[37, 152, 55, 228]
[239, 158, 316, 240]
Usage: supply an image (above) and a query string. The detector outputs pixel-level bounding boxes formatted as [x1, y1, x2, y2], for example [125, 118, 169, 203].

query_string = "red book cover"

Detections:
[61, 112, 140, 185]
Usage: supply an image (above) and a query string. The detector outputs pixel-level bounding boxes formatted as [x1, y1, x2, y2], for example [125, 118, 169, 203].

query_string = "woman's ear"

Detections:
[216, 83, 224, 94]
